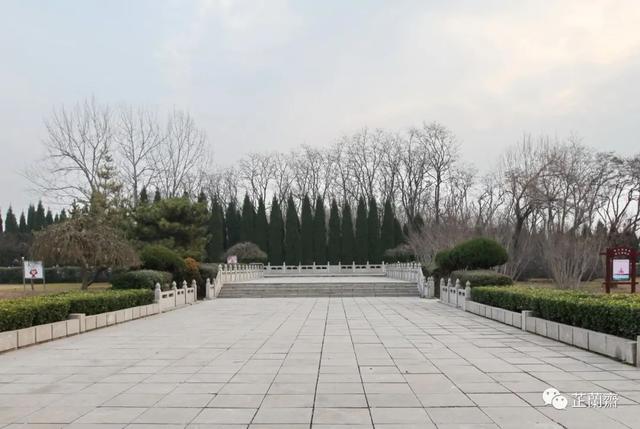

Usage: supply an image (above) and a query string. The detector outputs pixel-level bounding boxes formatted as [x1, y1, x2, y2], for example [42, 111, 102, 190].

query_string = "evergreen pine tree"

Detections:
[5, 207, 18, 233]
[26, 204, 36, 232]
[313, 196, 327, 264]
[153, 189, 162, 203]
[59, 209, 68, 223]
[393, 218, 404, 245]
[35, 201, 46, 230]
[327, 199, 341, 264]
[367, 197, 381, 263]
[341, 202, 355, 264]
[45, 209, 54, 226]
[380, 200, 395, 254]
[284, 195, 301, 265]
[0, 213, 3, 233]
[268, 197, 284, 264]
[355, 197, 368, 264]
[54, 213, 59, 223]
[240, 194, 255, 243]
[254, 198, 268, 252]
[300, 194, 314, 264]
[18, 212, 28, 233]
[197, 190, 207, 204]
[205, 199, 225, 261]
[139, 186, 149, 205]
[225, 200, 241, 246]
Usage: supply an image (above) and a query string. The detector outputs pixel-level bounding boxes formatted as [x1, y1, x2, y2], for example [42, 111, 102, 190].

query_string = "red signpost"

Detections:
[602, 246, 637, 294]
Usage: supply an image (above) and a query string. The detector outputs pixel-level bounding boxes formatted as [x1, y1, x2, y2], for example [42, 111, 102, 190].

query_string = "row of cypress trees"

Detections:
[1, 202, 65, 234]
[205, 194, 405, 264]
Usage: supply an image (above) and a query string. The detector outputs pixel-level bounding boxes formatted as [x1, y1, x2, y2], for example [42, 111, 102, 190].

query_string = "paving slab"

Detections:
[0, 297, 639, 428]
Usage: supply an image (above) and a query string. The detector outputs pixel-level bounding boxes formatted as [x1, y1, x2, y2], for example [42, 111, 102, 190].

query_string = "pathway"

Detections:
[0, 297, 639, 428]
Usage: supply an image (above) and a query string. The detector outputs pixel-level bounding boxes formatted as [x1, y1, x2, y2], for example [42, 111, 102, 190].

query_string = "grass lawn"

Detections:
[0, 282, 111, 300]
[515, 278, 635, 294]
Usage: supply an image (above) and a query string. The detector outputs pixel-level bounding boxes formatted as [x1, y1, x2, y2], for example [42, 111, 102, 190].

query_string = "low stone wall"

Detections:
[464, 300, 638, 366]
[0, 303, 160, 354]
[1, 283, 198, 355]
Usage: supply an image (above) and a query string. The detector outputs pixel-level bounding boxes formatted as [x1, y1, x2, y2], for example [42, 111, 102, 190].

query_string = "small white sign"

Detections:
[23, 260, 44, 280]
[226, 255, 238, 264]
[612, 259, 630, 281]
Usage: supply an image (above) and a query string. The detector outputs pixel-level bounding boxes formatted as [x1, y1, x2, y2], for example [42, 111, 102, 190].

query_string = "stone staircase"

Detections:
[218, 280, 419, 298]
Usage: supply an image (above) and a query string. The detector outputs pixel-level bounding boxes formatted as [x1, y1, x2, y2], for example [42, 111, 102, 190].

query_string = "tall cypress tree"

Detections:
[300, 194, 314, 264]
[35, 201, 46, 231]
[5, 207, 18, 233]
[327, 199, 341, 264]
[313, 196, 327, 264]
[268, 197, 284, 264]
[59, 209, 68, 223]
[254, 198, 268, 252]
[18, 212, 28, 233]
[341, 202, 355, 264]
[139, 187, 149, 205]
[26, 204, 36, 232]
[197, 190, 207, 204]
[284, 195, 301, 265]
[367, 197, 381, 263]
[355, 197, 368, 264]
[206, 199, 225, 261]
[153, 189, 162, 203]
[394, 218, 404, 245]
[380, 200, 395, 255]
[45, 209, 54, 226]
[240, 194, 255, 243]
[225, 200, 241, 246]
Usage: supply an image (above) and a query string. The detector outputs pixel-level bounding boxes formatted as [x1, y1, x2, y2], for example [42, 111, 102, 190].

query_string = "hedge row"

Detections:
[471, 286, 640, 340]
[0, 267, 111, 284]
[0, 289, 154, 332]
[451, 269, 513, 287]
[111, 270, 172, 290]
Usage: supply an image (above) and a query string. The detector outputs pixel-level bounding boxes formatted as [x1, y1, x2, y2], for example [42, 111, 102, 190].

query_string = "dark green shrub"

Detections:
[451, 237, 507, 270]
[435, 237, 508, 274]
[451, 269, 513, 287]
[434, 249, 457, 273]
[471, 286, 640, 339]
[140, 244, 186, 275]
[0, 289, 154, 332]
[199, 263, 219, 282]
[223, 242, 267, 264]
[382, 244, 414, 263]
[111, 269, 171, 290]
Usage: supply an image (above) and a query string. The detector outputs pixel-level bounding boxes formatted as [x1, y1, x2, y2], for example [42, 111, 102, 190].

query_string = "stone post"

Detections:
[521, 310, 532, 332]
[637, 336, 640, 367]
[182, 280, 188, 289]
[464, 281, 471, 311]
[439, 278, 445, 301]
[205, 278, 212, 300]
[154, 283, 161, 303]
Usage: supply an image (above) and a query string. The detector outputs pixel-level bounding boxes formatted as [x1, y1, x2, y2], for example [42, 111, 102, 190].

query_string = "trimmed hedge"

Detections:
[451, 270, 513, 287]
[0, 289, 154, 332]
[111, 270, 171, 290]
[0, 266, 111, 284]
[471, 286, 640, 339]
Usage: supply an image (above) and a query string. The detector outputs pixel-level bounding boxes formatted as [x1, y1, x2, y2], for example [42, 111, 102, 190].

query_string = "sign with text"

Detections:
[226, 255, 238, 264]
[23, 260, 44, 280]
[612, 259, 630, 281]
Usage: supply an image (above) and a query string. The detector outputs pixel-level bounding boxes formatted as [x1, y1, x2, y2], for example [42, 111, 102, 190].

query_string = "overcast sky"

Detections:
[1, 0, 640, 213]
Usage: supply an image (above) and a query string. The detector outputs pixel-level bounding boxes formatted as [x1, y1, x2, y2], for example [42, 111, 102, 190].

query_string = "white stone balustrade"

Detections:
[154, 281, 197, 311]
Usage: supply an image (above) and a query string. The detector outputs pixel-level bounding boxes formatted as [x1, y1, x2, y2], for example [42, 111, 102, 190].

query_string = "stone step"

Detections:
[219, 281, 418, 298]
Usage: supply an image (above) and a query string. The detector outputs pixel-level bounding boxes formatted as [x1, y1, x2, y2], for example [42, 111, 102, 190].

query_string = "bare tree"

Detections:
[115, 106, 165, 205]
[153, 109, 209, 198]
[238, 152, 276, 203]
[33, 98, 116, 204]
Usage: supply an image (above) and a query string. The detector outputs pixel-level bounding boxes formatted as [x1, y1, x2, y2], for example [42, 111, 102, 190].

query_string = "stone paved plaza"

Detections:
[1, 297, 640, 428]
